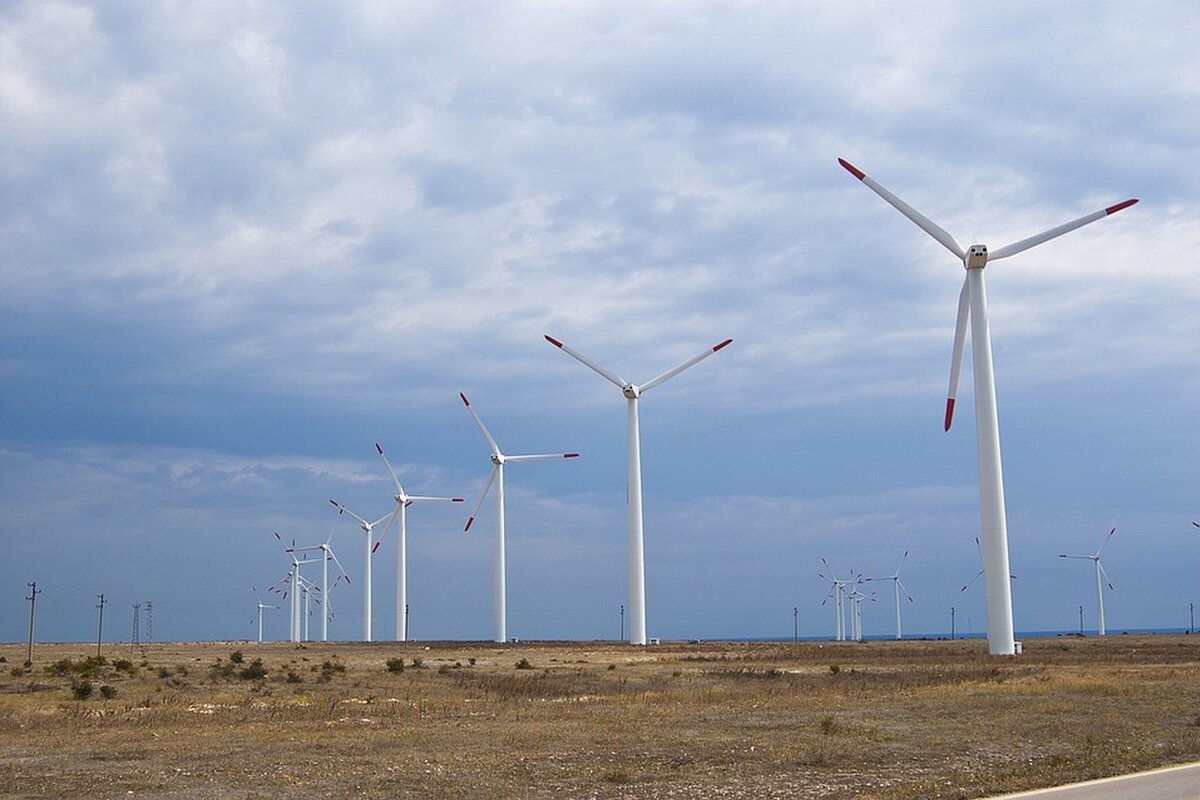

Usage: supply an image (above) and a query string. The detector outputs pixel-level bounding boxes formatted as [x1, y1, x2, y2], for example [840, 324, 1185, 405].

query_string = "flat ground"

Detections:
[1, 636, 1199, 799]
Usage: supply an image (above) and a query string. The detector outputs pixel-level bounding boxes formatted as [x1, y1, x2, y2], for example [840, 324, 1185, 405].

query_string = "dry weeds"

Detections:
[1, 635, 1198, 798]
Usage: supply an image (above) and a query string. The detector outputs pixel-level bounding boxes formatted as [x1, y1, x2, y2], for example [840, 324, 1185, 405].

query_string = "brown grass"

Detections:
[1, 635, 1199, 798]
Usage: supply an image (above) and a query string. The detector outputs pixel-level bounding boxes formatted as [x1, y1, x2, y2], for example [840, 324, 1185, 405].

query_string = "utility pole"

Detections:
[96, 594, 106, 657]
[131, 604, 140, 647]
[405, 604, 410, 641]
[144, 601, 152, 643]
[793, 606, 798, 643]
[1190, 603, 1195, 635]
[25, 582, 40, 666]
[950, 606, 956, 640]
[1078, 605, 1084, 636]
[620, 605, 625, 642]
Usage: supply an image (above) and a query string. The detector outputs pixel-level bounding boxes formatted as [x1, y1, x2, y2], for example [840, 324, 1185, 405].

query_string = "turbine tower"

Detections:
[252, 587, 277, 643]
[290, 514, 351, 642]
[460, 393, 579, 643]
[1059, 527, 1117, 636]
[329, 500, 396, 642]
[544, 335, 733, 645]
[839, 157, 1136, 655]
[819, 558, 852, 641]
[865, 551, 914, 640]
[376, 442, 464, 642]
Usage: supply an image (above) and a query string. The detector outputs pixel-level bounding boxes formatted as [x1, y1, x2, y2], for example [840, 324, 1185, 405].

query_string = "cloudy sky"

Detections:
[2, 1, 1197, 644]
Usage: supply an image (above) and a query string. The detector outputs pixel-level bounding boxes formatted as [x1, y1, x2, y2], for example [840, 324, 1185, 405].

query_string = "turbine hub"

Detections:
[965, 244, 988, 269]
[490, 453, 504, 466]
[622, 384, 640, 399]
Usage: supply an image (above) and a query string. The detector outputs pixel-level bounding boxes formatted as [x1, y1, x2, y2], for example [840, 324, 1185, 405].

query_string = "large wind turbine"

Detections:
[544, 335, 733, 645]
[1059, 527, 1117, 636]
[328, 499, 396, 642]
[290, 515, 351, 642]
[375, 442, 464, 642]
[839, 158, 1137, 655]
[865, 551, 915, 640]
[460, 393, 579, 643]
[252, 587, 277, 643]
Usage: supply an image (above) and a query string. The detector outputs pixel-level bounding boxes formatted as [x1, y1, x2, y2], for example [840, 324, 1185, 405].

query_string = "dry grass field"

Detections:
[2, 635, 1199, 798]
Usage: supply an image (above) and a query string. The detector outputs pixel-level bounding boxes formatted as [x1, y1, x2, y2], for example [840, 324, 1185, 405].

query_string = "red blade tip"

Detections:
[375, 442, 383, 454]
[452, 498, 464, 502]
[564, 453, 579, 458]
[464, 517, 475, 532]
[459, 392, 469, 406]
[713, 338, 733, 352]
[329, 499, 339, 507]
[943, 398, 955, 432]
[1105, 198, 1138, 215]
[838, 158, 866, 180]
[545, 335, 563, 348]
[371, 542, 381, 554]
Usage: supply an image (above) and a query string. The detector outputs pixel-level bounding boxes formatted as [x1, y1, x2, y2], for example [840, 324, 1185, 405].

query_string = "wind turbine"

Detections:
[865, 551, 915, 640]
[839, 157, 1136, 655]
[460, 392, 579, 643]
[1060, 527, 1117, 636]
[328, 500, 396, 642]
[290, 514, 352, 642]
[544, 335, 733, 645]
[272, 532, 317, 642]
[819, 558, 859, 642]
[252, 587, 277, 643]
[375, 442, 464, 642]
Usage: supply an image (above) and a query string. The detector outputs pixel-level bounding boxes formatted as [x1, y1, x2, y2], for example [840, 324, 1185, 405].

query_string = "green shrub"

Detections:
[286, 670, 303, 684]
[515, 658, 533, 670]
[99, 684, 117, 700]
[385, 658, 405, 674]
[411, 657, 424, 669]
[112, 659, 134, 673]
[238, 659, 267, 680]
[229, 651, 245, 664]
[71, 680, 94, 700]
[829, 664, 841, 675]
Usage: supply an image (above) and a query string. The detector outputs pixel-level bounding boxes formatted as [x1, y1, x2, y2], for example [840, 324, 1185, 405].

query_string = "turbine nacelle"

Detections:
[965, 244, 988, 269]
[622, 384, 641, 400]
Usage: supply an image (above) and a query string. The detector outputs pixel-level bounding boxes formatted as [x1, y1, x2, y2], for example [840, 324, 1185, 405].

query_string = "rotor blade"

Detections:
[326, 549, 350, 583]
[460, 393, 502, 455]
[895, 549, 910, 577]
[375, 442, 406, 497]
[1098, 561, 1115, 591]
[544, 335, 627, 389]
[946, 275, 970, 432]
[372, 509, 400, 547]
[1058, 554, 1093, 560]
[961, 569, 984, 592]
[329, 499, 370, 527]
[325, 505, 344, 544]
[404, 495, 466, 503]
[464, 465, 498, 532]
[1094, 527, 1117, 558]
[974, 536, 984, 562]
[371, 509, 398, 528]
[838, 158, 965, 260]
[504, 453, 580, 463]
[898, 580, 915, 604]
[989, 199, 1138, 261]
[639, 339, 733, 394]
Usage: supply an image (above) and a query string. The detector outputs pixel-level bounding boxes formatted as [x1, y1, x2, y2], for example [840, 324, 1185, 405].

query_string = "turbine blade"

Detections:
[1094, 527, 1117, 558]
[404, 495, 466, 503]
[961, 569, 984, 592]
[460, 393, 502, 455]
[838, 158, 965, 259]
[464, 465, 498, 532]
[946, 275, 970, 431]
[639, 339, 733, 393]
[990, 199, 1138, 261]
[1098, 561, 1115, 591]
[504, 453, 580, 463]
[375, 442, 406, 497]
[330, 500, 370, 527]
[544, 335, 627, 389]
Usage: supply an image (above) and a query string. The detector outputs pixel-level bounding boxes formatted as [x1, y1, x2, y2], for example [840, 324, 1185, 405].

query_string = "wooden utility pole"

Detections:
[96, 594, 106, 657]
[25, 582, 40, 666]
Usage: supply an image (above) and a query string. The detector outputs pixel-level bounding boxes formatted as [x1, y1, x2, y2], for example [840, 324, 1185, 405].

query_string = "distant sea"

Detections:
[731, 627, 1197, 643]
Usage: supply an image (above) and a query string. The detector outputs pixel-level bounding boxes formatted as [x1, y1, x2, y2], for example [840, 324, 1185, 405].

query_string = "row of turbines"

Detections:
[819, 526, 1124, 642]
[253, 336, 734, 645]
[250, 158, 1138, 653]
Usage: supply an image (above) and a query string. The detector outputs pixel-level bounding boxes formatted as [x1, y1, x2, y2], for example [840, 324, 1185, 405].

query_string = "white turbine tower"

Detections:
[840, 157, 1137, 655]
[460, 392, 580, 644]
[544, 335, 733, 645]
[819, 558, 851, 642]
[1060, 527, 1117, 636]
[328, 499, 396, 642]
[272, 532, 317, 642]
[252, 587, 277, 643]
[865, 551, 915, 640]
[376, 442, 464, 642]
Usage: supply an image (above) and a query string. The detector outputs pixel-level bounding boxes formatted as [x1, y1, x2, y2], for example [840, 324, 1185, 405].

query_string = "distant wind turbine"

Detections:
[251, 587, 277, 643]
[544, 335, 733, 645]
[460, 393, 579, 643]
[1060, 527, 1117, 636]
[865, 551, 915, 640]
[840, 157, 1136, 655]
